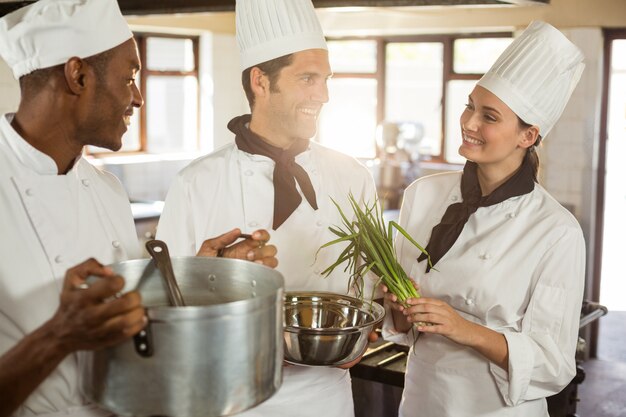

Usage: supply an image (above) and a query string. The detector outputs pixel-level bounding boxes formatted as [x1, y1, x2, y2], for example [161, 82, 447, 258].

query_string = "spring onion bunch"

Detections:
[318, 193, 432, 304]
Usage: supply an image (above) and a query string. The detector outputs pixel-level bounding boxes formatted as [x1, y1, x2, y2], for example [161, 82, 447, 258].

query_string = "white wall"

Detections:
[0, 59, 19, 114]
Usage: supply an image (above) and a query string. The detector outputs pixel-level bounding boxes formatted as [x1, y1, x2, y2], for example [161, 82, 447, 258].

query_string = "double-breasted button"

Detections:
[451, 195, 459, 202]
[81, 179, 90, 187]
[316, 220, 324, 227]
[465, 298, 475, 306]
[54, 255, 63, 264]
[112, 240, 121, 248]
[248, 221, 258, 228]
[507, 212, 516, 219]
[479, 253, 491, 260]
[25, 188, 34, 196]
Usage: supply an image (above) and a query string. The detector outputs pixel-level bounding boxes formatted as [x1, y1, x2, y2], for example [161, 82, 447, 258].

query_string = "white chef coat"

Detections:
[382, 171, 585, 417]
[0, 113, 140, 417]
[156, 140, 378, 417]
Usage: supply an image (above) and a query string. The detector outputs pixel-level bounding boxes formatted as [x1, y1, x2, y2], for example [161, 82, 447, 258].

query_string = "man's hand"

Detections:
[196, 228, 278, 268]
[51, 258, 146, 353]
[0, 258, 146, 417]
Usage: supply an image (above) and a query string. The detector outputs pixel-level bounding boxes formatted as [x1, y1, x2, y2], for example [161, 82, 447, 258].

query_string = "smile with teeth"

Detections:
[299, 108, 318, 117]
[463, 134, 484, 145]
[123, 115, 132, 126]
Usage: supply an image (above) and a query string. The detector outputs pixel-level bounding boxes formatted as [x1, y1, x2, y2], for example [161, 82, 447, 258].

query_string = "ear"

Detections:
[519, 125, 540, 149]
[63, 57, 89, 95]
[249, 66, 270, 100]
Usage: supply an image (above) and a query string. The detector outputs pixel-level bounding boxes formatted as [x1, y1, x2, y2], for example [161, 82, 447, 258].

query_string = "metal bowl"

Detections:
[283, 292, 385, 366]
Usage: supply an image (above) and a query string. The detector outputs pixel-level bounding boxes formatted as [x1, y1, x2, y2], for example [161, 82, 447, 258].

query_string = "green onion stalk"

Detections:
[318, 193, 432, 305]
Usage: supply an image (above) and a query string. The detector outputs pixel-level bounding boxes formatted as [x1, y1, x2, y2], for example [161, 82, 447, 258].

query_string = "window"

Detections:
[318, 34, 512, 163]
[90, 34, 200, 154]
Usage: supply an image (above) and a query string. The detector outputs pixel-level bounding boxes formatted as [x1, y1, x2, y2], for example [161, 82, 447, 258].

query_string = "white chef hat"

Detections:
[236, 0, 327, 71]
[0, 0, 132, 80]
[477, 20, 585, 138]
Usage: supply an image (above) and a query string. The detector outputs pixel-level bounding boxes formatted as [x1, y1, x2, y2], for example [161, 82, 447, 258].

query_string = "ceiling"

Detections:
[0, 0, 550, 17]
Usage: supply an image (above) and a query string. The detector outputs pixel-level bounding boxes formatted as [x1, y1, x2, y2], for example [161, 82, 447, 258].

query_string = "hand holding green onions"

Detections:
[318, 193, 432, 305]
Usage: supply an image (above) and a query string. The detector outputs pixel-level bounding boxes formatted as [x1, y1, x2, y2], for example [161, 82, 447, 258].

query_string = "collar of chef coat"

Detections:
[1, 113, 80, 175]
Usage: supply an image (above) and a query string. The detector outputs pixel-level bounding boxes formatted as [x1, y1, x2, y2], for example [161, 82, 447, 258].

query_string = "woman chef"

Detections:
[383, 21, 586, 417]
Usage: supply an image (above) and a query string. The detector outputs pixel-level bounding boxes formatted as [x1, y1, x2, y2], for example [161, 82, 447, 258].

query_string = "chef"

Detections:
[0, 1, 276, 416]
[156, 0, 378, 415]
[383, 21, 586, 416]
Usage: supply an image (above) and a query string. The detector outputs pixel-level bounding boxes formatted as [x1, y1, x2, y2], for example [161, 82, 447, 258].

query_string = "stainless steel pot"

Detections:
[80, 257, 284, 417]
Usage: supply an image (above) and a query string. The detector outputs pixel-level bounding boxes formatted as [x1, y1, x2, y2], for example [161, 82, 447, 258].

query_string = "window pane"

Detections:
[146, 37, 195, 72]
[317, 78, 377, 158]
[445, 80, 476, 164]
[454, 38, 512, 74]
[612, 40, 626, 70]
[146, 76, 198, 153]
[327, 40, 377, 73]
[385, 42, 443, 157]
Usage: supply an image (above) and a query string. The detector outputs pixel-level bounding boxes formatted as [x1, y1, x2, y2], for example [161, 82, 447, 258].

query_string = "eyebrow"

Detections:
[468, 95, 502, 116]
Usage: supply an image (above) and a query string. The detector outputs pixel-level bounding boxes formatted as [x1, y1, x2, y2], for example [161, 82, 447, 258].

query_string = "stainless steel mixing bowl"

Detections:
[283, 292, 385, 366]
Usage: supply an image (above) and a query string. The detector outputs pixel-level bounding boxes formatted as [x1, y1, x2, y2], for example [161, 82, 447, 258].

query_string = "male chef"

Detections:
[156, 0, 378, 416]
[0, 1, 276, 416]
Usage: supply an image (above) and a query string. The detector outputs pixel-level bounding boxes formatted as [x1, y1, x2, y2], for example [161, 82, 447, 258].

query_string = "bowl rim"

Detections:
[283, 291, 385, 333]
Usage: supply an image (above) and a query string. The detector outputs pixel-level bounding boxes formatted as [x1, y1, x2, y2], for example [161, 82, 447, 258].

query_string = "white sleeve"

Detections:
[156, 173, 198, 256]
[489, 225, 585, 406]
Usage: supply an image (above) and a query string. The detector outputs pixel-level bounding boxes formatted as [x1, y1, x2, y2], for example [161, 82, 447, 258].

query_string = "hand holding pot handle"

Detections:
[55, 258, 146, 353]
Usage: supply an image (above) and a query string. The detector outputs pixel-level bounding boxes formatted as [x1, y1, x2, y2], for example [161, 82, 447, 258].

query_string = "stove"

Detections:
[350, 301, 607, 417]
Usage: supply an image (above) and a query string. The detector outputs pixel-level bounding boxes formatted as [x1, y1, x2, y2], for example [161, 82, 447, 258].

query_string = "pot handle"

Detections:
[133, 321, 154, 358]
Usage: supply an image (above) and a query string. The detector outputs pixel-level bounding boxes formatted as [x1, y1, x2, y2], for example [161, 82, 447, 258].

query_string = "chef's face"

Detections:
[459, 86, 535, 170]
[259, 49, 331, 147]
[79, 38, 143, 151]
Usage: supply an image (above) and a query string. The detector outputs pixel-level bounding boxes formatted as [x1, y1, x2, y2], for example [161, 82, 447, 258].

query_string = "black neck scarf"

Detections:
[418, 153, 536, 272]
[228, 114, 318, 230]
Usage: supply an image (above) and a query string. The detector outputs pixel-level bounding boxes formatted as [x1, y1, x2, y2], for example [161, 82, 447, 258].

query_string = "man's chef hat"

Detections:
[477, 21, 585, 138]
[236, 0, 327, 71]
[0, 0, 132, 80]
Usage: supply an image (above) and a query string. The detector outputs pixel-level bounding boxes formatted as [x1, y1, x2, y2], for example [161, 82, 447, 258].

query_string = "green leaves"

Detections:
[318, 193, 431, 304]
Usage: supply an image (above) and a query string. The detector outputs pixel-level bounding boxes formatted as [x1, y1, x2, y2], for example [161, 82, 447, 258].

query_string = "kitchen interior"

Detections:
[1, 0, 625, 416]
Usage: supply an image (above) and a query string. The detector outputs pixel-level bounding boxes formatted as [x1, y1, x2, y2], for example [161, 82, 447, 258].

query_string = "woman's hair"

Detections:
[518, 117, 542, 182]
[241, 53, 294, 110]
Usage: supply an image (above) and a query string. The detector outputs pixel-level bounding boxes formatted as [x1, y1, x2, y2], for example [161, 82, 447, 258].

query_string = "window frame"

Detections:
[325, 31, 512, 165]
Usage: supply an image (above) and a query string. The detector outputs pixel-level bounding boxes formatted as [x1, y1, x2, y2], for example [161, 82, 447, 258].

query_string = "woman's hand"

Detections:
[402, 297, 476, 347]
[381, 284, 413, 333]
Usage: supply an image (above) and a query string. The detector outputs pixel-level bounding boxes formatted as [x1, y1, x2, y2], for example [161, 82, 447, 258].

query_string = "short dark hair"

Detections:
[241, 53, 294, 110]
[18, 48, 114, 98]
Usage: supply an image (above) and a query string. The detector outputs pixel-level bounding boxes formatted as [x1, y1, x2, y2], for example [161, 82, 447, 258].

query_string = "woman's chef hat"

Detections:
[236, 0, 327, 71]
[0, 0, 132, 80]
[477, 21, 585, 138]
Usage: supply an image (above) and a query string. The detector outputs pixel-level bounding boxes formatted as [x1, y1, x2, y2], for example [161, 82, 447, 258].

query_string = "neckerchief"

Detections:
[418, 153, 536, 272]
[228, 114, 318, 230]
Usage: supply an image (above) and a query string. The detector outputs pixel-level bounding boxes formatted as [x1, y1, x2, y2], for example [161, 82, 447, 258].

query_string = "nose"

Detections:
[312, 79, 329, 104]
[461, 109, 478, 132]
[131, 82, 144, 108]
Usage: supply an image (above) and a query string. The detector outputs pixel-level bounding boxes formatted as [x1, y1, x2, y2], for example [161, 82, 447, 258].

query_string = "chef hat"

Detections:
[0, 0, 132, 80]
[236, 0, 327, 71]
[477, 20, 585, 138]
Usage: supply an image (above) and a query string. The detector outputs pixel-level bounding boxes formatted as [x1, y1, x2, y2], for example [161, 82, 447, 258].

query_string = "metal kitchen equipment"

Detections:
[145, 239, 185, 306]
[80, 257, 285, 417]
[283, 292, 385, 366]
[350, 301, 608, 417]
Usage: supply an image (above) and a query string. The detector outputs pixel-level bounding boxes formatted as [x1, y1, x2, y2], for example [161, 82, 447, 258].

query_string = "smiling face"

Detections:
[78, 38, 143, 151]
[251, 49, 331, 149]
[459, 85, 537, 174]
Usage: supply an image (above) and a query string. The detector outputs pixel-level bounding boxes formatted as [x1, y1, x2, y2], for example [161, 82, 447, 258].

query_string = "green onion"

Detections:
[318, 193, 432, 304]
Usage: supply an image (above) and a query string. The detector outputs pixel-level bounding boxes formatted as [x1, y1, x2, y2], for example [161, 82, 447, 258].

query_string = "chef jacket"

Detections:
[382, 171, 585, 417]
[0, 114, 140, 417]
[156, 141, 378, 417]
